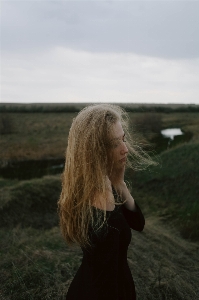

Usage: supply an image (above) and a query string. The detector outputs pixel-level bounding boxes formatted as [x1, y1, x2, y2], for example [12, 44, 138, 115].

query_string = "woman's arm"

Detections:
[121, 202, 145, 232]
[115, 181, 137, 211]
[108, 165, 136, 211]
[109, 166, 145, 231]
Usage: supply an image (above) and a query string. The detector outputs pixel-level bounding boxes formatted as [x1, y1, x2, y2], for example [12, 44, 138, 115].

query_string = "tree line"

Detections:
[0, 103, 199, 113]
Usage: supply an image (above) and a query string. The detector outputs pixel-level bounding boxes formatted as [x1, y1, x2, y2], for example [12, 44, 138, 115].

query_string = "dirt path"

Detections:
[128, 217, 199, 299]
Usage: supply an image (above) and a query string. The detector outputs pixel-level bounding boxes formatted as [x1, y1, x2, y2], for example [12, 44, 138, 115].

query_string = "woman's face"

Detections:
[108, 121, 128, 170]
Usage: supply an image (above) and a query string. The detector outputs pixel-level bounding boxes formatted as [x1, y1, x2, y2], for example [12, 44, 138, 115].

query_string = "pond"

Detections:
[151, 128, 192, 153]
[161, 128, 184, 140]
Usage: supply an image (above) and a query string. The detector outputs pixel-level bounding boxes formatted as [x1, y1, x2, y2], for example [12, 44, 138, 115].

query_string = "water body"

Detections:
[161, 128, 184, 140]
[152, 128, 192, 153]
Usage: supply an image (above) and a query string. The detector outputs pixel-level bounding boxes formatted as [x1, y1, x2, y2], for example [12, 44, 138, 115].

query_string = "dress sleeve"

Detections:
[84, 225, 120, 299]
[121, 201, 145, 232]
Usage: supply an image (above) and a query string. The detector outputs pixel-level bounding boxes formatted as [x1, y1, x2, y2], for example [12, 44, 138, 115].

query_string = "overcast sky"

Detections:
[1, 0, 199, 104]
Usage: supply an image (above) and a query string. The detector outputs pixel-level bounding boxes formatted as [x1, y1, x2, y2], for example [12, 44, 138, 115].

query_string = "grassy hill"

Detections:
[0, 170, 199, 299]
[127, 142, 199, 240]
[0, 175, 61, 229]
[1, 142, 198, 240]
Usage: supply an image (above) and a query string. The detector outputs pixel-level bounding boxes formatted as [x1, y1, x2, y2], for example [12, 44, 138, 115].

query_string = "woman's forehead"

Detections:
[111, 121, 124, 140]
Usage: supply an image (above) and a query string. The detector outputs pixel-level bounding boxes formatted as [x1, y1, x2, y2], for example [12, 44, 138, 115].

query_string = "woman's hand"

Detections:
[108, 165, 137, 211]
[109, 164, 125, 187]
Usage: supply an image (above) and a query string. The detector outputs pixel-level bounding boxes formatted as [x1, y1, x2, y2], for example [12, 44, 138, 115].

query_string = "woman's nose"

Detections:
[121, 142, 128, 155]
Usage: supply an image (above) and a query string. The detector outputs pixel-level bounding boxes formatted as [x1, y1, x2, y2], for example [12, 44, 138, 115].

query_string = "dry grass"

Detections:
[1, 112, 199, 165]
[0, 226, 82, 300]
[0, 172, 198, 299]
[0, 112, 76, 164]
[1, 109, 199, 299]
[1, 219, 198, 300]
[128, 217, 199, 299]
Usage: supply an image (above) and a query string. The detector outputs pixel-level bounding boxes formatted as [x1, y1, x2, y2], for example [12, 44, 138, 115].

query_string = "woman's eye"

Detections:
[113, 139, 126, 147]
[113, 143, 119, 148]
[111, 137, 126, 148]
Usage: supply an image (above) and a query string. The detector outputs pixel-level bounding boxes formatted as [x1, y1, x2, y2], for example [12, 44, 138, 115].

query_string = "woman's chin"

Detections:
[115, 160, 126, 169]
[119, 158, 126, 164]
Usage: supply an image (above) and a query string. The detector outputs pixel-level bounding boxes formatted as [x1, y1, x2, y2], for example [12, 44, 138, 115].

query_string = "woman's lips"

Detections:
[119, 157, 126, 162]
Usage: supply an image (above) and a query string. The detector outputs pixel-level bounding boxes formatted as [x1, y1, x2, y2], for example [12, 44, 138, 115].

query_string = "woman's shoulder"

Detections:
[92, 189, 115, 212]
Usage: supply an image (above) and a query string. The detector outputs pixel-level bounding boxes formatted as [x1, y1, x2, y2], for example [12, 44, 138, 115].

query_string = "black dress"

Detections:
[66, 191, 145, 300]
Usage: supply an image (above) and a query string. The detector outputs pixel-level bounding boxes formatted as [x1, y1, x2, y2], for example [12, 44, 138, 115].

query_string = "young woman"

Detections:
[58, 104, 155, 300]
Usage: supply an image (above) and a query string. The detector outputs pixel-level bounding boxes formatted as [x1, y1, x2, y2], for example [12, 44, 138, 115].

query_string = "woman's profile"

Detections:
[58, 104, 155, 300]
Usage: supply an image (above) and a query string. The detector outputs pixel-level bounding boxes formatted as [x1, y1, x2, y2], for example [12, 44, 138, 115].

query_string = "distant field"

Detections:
[1, 110, 199, 164]
[0, 112, 76, 163]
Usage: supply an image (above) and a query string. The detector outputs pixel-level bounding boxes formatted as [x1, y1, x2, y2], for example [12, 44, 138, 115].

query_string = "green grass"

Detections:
[127, 142, 199, 240]
[1, 111, 199, 164]
[0, 143, 199, 299]
[0, 142, 198, 238]
[0, 178, 19, 188]
[0, 227, 82, 300]
[0, 175, 61, 229]
[1, 109, 199, 299]
[0, 218, 198, 299]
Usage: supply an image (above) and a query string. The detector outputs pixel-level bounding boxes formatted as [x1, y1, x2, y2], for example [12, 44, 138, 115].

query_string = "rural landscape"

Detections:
[0, 103, 199, 300]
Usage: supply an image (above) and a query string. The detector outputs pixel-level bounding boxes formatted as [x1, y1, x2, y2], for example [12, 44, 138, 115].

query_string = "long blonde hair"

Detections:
[58, 104, 155, 248]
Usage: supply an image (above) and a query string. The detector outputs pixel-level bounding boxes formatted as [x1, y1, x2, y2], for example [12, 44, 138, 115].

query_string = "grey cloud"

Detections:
[1, 1, 199, 59]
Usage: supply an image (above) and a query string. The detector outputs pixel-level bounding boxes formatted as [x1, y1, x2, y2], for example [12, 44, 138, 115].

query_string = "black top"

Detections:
[66, 192, 145, 300]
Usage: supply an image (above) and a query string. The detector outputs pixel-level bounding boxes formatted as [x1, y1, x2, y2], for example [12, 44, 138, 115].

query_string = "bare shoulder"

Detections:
[93, 189, 115, 211]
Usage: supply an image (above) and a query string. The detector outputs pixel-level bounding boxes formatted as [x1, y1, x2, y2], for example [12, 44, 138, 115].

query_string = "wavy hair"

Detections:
[58, 104, 156, 248]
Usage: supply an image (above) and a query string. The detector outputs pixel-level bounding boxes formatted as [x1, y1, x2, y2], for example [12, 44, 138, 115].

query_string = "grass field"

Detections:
[126, 142, 199, 240]
[0, 174, 199, 300]
[1, 110, 199, 164]
[1, 219, 199, 300]
[0, 106, 199, 299]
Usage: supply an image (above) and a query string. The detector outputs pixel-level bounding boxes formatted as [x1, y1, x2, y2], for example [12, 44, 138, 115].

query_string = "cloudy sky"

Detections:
[1, 0, 199, 104]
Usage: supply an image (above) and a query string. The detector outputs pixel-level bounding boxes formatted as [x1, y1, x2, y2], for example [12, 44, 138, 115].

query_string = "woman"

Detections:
[58, 104, 155, 300]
